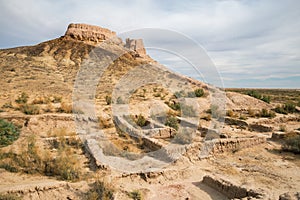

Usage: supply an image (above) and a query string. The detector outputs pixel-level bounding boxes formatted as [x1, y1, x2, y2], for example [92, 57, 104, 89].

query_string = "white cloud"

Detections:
[0, 0, 299, 88]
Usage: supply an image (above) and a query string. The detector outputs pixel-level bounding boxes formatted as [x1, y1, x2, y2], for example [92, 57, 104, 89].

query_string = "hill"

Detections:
[0, 23, 299, 200]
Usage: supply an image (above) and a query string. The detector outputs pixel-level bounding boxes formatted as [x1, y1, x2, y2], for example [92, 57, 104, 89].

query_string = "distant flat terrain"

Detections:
[226, 88, 300, 105]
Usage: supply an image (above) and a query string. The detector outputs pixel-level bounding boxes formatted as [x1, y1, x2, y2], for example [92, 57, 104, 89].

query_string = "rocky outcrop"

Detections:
[64, 24, 147, 56]
[202, 175, 264, 199]
[125, 38, 146, 57]
[64, 23, 116, 42]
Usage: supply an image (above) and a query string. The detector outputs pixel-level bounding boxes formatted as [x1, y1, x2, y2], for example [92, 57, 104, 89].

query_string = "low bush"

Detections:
[275, 105, 287, 114]
[247, 90, 271, 103]
[19, 104, 40, 115]
[0, 133, 82, 181]
[194, 88, 204, 97]
[261, 95, 271, 103]
[166, 101, 181, 111]
[0, 163, 18, 172]
[282, 135, 300, 154]
[207, 105, 224, 119]
[1, 102, 13, 109]
[135, 114, 148, 127]
[165, 116, 179, 131]
[275, 102, 296, 114]
[174, 90, 185, 98]
[86, 180, 114, 200]
[15, 92, 28, 104]
[258, 109, 276, 118]
[128, 190, 142, 200]
[48, 149, 81, 181]
[181, 104, 197, 117]
[283, 102, 296, 113]
[0, 119, 20, 147]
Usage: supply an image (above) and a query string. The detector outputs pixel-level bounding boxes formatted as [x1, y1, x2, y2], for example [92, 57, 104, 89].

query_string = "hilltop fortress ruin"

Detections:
[64, 23, 146, 57]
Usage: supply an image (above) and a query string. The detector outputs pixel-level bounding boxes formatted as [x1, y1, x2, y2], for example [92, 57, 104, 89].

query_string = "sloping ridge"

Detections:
[0, 23, 149, 102]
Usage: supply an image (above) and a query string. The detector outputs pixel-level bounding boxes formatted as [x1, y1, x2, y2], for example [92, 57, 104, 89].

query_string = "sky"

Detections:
[0, 0, 299, 88]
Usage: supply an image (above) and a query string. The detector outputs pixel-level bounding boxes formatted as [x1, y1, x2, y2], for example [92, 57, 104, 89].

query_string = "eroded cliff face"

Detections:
[125, 38, 147, 57]
[64, 23, 147, 57]
[64, 23, 117, 42]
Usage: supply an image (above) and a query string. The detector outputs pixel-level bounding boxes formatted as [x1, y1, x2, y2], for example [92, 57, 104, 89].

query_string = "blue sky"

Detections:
[0, 0, 299, 88]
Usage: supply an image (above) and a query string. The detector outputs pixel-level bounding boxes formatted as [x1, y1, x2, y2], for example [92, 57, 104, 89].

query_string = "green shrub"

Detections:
[1, 102, 13, 109]
[15, 92, 29, 104]
[187, 91, 196, 98]
[275, 102, 296, 114]
[49, 151, 81, 181]
[247, 90, 271, 103]
[174, 90, 185, 98]
[284, 102, 296, 113]
[208, 105, 224, 119]
[181, 104, 197, 117]
[128, 190, 142, 200]
[275, 105, 287, 114]
[0, 119, 20, 147]
[86, 180, 114, 200]
[0, 133, 82, 181]
[165, 116, 179, 131]
[247, 90, 262, 99]
[0, 163, 18, 172]
[258, 109, 276, 118]
[282, 135, 300, 154]
[261, 95, 271, 103]
[167, 101, 181, 111]
[19, 104, 40, 115]
[136, 114, 148, 127]
[194, 88, 204, 97]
